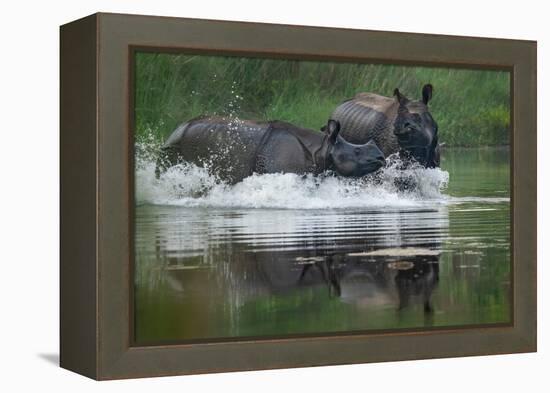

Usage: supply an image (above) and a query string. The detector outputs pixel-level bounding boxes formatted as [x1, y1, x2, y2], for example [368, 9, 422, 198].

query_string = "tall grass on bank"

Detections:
[135, 53, 510, 147]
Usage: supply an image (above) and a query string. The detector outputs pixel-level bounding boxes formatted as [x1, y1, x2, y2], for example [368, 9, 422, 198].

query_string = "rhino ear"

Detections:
[326, 119, 341, 143]
[422, 84, 433, 105]
[394, 88, 407, 106]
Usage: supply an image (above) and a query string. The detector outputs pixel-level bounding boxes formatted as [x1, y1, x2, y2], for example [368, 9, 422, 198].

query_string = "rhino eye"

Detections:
[404, 122, 416, 132]
[354, 147, 361, 154]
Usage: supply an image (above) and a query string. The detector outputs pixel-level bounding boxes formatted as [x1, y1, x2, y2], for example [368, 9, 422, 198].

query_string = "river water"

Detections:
[134, 147, 510, 344]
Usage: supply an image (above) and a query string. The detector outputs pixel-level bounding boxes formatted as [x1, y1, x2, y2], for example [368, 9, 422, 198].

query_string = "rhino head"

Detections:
[324, 119, 386, 177]
[393, 84, 440, 168]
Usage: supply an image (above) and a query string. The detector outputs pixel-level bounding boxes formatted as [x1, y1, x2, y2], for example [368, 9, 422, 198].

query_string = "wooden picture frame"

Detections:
[60, 12, 537, 380]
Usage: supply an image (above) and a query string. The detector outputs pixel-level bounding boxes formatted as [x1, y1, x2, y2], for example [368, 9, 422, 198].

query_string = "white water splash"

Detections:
[135, 138, 453, 209]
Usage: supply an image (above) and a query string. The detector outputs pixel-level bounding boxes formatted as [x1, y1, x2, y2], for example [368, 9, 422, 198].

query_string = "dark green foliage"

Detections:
[135, 52, 510, 147]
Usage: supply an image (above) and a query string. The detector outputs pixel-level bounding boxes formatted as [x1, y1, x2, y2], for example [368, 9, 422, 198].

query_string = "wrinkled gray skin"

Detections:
[328, 84, 440, 168]
[157, 116, 385, 184]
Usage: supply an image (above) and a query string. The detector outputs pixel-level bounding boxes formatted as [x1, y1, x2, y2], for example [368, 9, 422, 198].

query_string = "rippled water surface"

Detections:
[134, 147, 510, 344]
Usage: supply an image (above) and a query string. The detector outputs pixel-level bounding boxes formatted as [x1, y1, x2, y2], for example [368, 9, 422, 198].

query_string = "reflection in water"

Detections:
[134, 148, 511, 343]
[135, 205, 509, 343]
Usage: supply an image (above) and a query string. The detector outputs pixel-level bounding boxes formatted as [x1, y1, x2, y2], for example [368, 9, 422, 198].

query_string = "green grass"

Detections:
[135, 52, 510, 147]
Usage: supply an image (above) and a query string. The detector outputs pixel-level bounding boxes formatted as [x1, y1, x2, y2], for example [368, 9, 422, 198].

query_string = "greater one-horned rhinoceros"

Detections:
[327, 84, 440, 168]
[156, 116, 385, 184]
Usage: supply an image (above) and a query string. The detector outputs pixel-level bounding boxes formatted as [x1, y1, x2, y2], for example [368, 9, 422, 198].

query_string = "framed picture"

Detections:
[60, 12, 537, 380]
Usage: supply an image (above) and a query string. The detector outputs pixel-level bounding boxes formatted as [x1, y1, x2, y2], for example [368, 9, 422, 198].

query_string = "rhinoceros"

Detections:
[327, 84, 440, 168]
[156, 116, 386, 183]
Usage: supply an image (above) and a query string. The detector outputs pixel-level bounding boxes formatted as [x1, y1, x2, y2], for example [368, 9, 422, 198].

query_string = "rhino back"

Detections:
[256, 126, 319, 174]
[331, 93, 400, 156]
[162, 117, 269, 183]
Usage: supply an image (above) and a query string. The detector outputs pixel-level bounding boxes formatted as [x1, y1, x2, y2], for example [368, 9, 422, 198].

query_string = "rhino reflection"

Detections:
[136, 206, 448, 338]
[158, 248, 441, 315]
[246, 250, 440, 314]
[393, 259, 439, 313]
